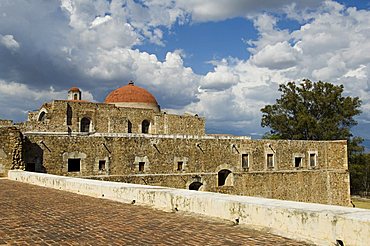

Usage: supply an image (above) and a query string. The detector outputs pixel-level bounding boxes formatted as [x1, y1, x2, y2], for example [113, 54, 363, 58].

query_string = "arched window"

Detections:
[189, 182, 203, 191]
[142, 120, 150, 134]
[128, 120, 132, 133]
[38, 111, 46, 121]
[73, 94, 78, 100]
[80, 117, 91, 132]
[66, 104, 72, 125]
[218, 169, 233, 186]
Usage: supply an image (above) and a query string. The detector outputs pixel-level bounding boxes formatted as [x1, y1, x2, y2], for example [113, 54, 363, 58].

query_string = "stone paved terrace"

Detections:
[0, 179, 309, 245]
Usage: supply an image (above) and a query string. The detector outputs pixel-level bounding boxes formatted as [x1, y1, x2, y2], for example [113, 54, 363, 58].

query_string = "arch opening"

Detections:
[218, 169, 232, 186]
[38, 111, 46, 121]
[80, 117, 91, 132]
[142, 120, 150, 134]
[189, 182, 203, 191]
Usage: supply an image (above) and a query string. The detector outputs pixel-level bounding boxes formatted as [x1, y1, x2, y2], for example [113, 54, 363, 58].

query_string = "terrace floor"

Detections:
[0, 179, 310, 245]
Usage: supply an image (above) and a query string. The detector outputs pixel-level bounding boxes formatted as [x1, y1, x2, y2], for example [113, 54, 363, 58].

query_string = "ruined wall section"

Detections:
[0, 120, 13, 127]
[22, 101, 205, 135]
[159, 114, 205, 135]
[0, 126, 24, 176]
[23, 133, 349, 205]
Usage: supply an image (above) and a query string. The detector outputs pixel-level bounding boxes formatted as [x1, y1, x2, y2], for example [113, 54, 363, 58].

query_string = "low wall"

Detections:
[8, 170, 370, 246]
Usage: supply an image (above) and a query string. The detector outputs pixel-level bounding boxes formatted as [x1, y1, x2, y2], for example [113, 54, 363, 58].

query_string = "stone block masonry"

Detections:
[8, 170, 370, 246]
[23, 132, 350, 206]
[0, 126, 24, 176]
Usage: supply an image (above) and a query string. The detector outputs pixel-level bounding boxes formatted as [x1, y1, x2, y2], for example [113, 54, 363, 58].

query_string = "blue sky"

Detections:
[0, 0, 370, 139]
[137, 17, 256, 74]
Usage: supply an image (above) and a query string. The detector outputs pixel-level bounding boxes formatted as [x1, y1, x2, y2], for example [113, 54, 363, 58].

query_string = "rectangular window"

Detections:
[99, 160, 106, 171]
[139, 162, 145, 172]
[309, 153, 316, 167]
[267, 154, 274, 168]
[294, 157, 302, 168]
[177, 161, 183, 171]
[68, 158, 80, 172]
[242, 154, 249, 169]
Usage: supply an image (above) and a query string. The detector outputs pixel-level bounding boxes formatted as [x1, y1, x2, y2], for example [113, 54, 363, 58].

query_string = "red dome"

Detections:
[69, 87, 80, 92]
[104, 82, 159, 111]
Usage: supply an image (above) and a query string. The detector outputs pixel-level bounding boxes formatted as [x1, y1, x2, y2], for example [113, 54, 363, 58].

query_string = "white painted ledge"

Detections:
[8, 170, 370, 246]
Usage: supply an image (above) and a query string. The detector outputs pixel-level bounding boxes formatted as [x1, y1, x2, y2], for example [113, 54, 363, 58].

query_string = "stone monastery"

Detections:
[0, 82, 350, 206]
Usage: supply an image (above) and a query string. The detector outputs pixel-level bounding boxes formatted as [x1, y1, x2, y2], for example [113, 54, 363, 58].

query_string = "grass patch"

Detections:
[351, 197, 370, 209]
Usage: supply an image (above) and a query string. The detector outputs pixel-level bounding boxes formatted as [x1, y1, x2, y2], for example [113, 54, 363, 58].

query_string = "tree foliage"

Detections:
[349, 152, 370, 195]
[261, 79, 370, 195]
[261, 79, 361, 140]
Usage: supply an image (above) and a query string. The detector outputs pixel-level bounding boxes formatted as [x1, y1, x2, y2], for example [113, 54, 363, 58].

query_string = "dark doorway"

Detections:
[25, 163, 35, 172]
[80, 117, 91, 132]
[142, 120, 150, 134]
[38, 111, 46, 121]
[218, 169, 232, 186]
[189, 182, 203, 191]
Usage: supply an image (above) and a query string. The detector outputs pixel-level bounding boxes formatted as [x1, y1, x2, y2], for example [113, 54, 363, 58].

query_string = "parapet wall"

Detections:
[8, 170, 370, 246]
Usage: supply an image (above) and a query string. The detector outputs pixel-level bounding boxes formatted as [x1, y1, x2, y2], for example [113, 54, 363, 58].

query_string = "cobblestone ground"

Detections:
[0, 179, 310, 245]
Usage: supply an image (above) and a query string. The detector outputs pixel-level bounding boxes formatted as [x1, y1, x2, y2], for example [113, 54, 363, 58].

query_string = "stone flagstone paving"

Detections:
[0, 179, 311, 245]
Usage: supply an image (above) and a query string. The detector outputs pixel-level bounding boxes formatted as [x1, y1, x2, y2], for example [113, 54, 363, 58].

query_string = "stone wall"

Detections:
[23, 132, 350, 205]
[0, 126, 24, 176]
[0, 120, 13, 127]
[22, 100, 205, 135]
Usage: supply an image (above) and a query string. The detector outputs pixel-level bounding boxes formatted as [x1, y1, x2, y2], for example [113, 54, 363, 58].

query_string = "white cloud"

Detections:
[0, 79, 94, 120]
[200, 60, 240, 91]
[251, 41, 301, 70]
[344, 65, 367, 80]
[182, 1, 370, 136]
[1, 0, 370, 138]
[87, 48, 199, 107]
[0, 34, 20, 51]
[90, 15, 112, 29]
[173, 0, 323, 22]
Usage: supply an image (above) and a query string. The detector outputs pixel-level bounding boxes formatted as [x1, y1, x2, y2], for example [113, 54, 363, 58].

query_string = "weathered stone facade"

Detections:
[20, 100, 205, 135]
[0, 84, 351, 206]
[0, 126, 24, 176]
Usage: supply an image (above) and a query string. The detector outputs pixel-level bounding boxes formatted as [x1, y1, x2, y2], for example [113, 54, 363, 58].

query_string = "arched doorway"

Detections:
[218, 169, 233, 186]
[38, 111, 46, 121]
[189, 182, 203, 191]
[80, 117, 91, 132]
[142, 120, 150, 134]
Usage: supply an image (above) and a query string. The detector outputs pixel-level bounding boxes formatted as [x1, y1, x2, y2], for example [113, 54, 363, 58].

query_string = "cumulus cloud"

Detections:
[174, 0, 323, 22]
[184, 1, 370, 136]
[0, 79, 93, 120]
[200, 60, 240, 91]
[1, 0, 370, 138]
[0, 34, 20, 51]
[90, 15, 113, 29]
[251, 41, 301, 69]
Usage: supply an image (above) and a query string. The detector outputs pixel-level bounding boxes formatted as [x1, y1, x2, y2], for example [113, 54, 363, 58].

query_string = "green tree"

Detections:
[261, 79, 361, 140]
[349, 152, 370, 195]
[261, 79, 368, 195]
